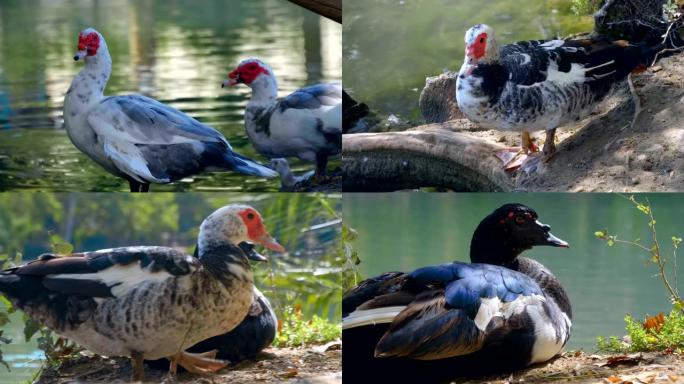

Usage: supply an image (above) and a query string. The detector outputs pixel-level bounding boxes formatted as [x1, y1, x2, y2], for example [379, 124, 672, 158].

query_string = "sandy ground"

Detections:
[455, 53, 684, 192]
[453, 351, 684, 384]
[35, 342, 341, 384]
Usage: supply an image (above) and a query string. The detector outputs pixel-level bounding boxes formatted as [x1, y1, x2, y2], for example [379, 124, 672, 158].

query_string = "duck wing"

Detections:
[500, 37, 653, 90]
[270, 83, 342, 155]
[0, 246, 200, 329]
[87, 95, 276, 182]
[344, 262, 545, 360]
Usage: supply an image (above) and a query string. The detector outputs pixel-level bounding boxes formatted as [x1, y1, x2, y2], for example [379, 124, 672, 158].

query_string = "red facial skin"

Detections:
[238, 208, 285, 252]
[466, 32, 487, 60]
[78, 32, 100, 56]
[228, 62, 269, 85]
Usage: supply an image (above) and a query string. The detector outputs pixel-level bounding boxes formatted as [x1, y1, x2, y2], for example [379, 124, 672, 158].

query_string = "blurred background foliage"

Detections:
[0, 193, 341, 379]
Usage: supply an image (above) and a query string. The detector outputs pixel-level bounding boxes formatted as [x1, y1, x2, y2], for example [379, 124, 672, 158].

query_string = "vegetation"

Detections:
[597, 310, 684, 353]
[595, 195, 683, 353]
[274, 306, 340, 348]
[0, 193, 341, 372]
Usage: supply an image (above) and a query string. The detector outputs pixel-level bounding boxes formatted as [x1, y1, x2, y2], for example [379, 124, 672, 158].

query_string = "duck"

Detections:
[148, 242, 277, 371]
[222, 58, 342, 182]
[456, 24, 670, 171]
[63, 28, 278, 192]
[0, 204, 285, 381]
[342, 203, 571, 382]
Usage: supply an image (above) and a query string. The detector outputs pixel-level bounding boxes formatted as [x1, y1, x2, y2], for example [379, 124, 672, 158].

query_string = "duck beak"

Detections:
[238, 242, 268, 262]
[545, 231, 569, 248]
[255, 233, 285, 253]
[221, 78, 239, 88]
[535, 220, 569, 248]
[74, 50, 87, 61]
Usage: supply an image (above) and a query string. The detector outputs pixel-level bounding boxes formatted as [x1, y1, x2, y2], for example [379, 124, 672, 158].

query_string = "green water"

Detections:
[343, 193, 684, 351]
[0, 0, 341, 191]
[343, 0, 593, 121]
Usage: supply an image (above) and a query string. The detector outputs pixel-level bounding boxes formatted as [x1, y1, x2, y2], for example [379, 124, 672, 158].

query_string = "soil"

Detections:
[453, 351, 684, 384]
[35, 342, 341, 384]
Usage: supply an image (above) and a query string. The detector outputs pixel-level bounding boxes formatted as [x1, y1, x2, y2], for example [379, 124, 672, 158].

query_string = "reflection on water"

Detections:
[0, 0, 341, 191]
[344, 193, 684, 351]
[343, 0, 592, 120]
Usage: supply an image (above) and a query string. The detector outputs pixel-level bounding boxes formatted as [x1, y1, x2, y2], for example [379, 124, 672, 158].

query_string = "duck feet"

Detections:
[131, 351, 145, 382]
[168, 350, 229, 375]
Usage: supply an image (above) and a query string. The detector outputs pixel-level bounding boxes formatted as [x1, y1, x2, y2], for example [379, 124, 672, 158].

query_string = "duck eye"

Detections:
[515, 216, 525, 225]
[479, 37, 485, 43]
[246, 212, 255, 220]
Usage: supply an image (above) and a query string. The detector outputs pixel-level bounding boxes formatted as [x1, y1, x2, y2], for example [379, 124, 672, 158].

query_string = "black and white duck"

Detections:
[0, 204, 284, 381]
[342, 203, 571, 382]
[223, 58, 342, 182]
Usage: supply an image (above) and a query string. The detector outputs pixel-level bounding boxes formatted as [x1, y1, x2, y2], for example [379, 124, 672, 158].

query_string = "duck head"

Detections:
[463, 24, 499, 66]
[470, 203, 568, 266]
[198, 204, 285, 259]
[223, 58, 278, 101]
[73, 28, 107, 62]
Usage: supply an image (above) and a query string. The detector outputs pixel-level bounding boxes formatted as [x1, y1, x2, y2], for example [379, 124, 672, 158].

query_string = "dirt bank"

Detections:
[35, 342, 341, 384]
[454, 351, 684, 384]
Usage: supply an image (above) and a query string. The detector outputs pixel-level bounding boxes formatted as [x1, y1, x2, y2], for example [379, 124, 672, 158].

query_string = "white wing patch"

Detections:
[520, 53, 532, 65]
[103, 140, 169, 183]
[342, 306, 406, 330]
[540, 40, 565, 50]
[49, 262, 175, 298]
[473, 294, 546, 332]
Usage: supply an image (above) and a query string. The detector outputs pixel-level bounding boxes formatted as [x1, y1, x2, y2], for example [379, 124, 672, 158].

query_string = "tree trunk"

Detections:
[287, 0, 341, 23]
[342, 122, 514, 192]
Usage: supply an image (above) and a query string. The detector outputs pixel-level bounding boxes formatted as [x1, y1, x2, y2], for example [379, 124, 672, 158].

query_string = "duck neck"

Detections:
[198, 240, 253, 285]
[469, 224, 528, 267]
[247, 74, 278, 108]
[64, 49, 111, 118]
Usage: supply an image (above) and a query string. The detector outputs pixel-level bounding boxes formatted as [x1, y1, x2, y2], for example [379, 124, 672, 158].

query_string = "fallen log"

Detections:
[342, 122, 514, 192]
[286, 0, 341, 23]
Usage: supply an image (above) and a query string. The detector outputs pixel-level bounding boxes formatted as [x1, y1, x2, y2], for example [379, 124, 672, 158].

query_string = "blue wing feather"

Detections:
[278, 84, 341, 112]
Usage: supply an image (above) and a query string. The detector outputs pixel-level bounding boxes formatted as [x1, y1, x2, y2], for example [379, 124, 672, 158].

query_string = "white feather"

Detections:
[474, 294, 546, 332]
[342, 306, 406, 330]
[527, 306, 572, 363]
[103, 140, 169, 183]
[49, 262, 175, 298]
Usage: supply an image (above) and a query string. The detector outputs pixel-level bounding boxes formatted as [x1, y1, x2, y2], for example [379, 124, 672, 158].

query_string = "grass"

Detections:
[598, 309, 684, 353]
[274, 306, 340, 348]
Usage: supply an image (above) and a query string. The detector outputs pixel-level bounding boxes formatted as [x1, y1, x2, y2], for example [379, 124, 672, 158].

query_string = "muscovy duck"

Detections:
[456, 24, 668, 170]
[0, 204, 284, 381]
[63, 28, 278, 192]
[342, 204, 571, 382]
[223, 58, 342, 182]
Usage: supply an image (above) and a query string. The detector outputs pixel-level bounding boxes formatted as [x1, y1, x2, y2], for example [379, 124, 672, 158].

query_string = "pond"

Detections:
[344, 193, 683, 352]
[0, 0, 341, 191]
[343, 0, 593, 121]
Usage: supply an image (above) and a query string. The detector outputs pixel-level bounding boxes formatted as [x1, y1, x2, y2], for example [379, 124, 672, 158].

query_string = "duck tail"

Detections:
[226, 151, 279, 178]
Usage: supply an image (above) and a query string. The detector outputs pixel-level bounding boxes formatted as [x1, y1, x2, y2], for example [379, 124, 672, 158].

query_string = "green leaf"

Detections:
[595, 230, 606, 239]
[23, 318, 42, 342]
[51, 242, 73, 256]
[672, 237, 682, 248]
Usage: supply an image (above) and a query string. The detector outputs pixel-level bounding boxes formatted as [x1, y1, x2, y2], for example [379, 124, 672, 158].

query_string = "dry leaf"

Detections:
[599, 354, 643, 367]
[280, 367, 299, 378]
[605, 376, 622, 383]
[643, 313, 666, 332]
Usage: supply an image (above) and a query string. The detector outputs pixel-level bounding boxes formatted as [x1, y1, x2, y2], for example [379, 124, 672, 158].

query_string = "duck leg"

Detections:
[314, 152, 329, 184]
[496, 130, 540, 171]
[542, 128, 557, 157]
[128, 179, 150, 193]
[168, 350, 229, 375]
[131, 351, 145, 382]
